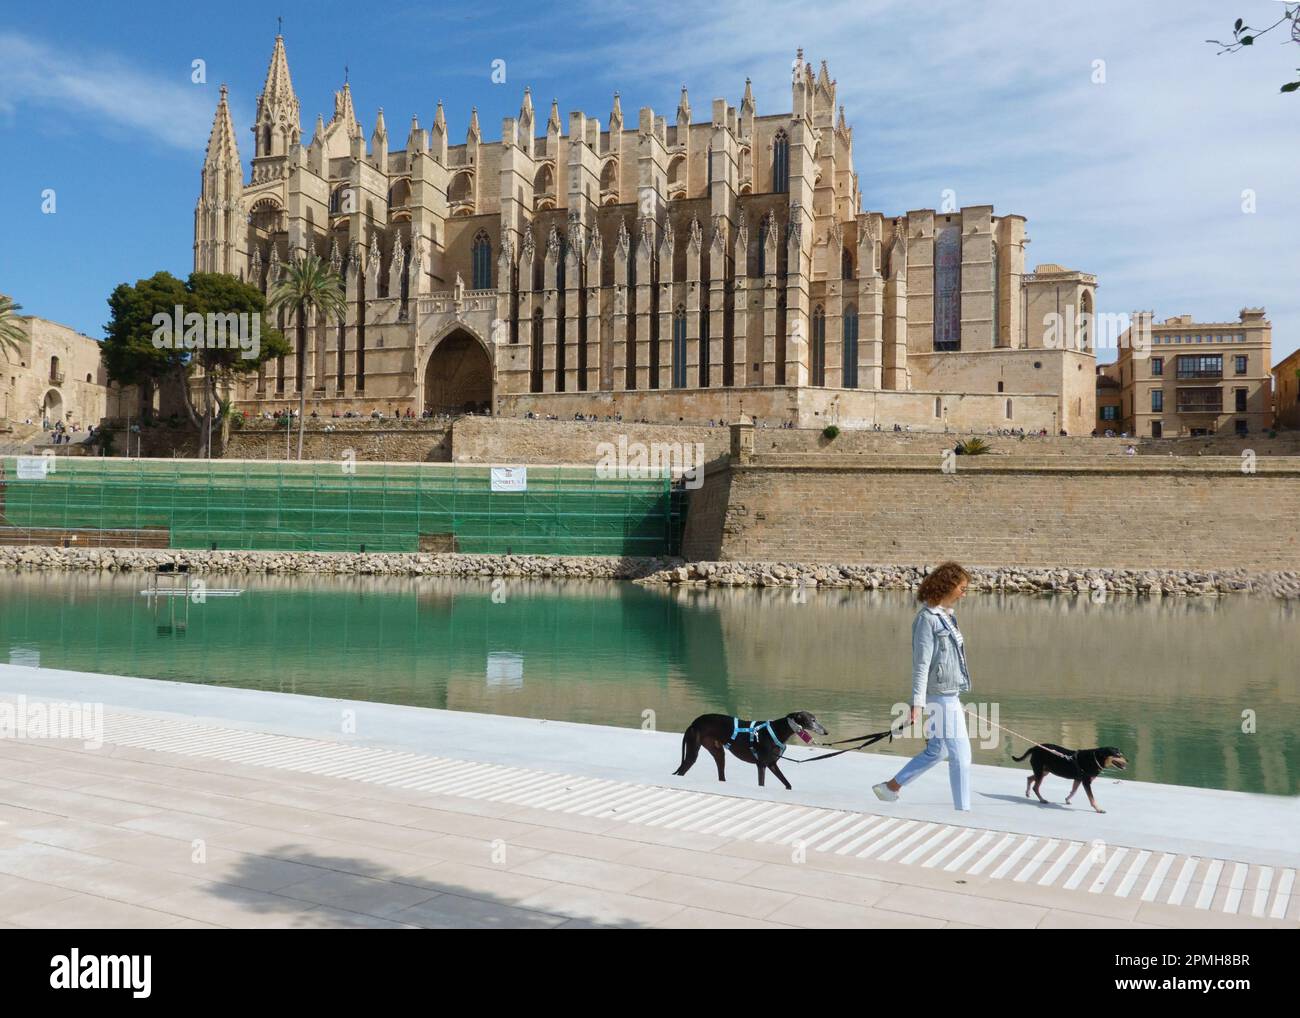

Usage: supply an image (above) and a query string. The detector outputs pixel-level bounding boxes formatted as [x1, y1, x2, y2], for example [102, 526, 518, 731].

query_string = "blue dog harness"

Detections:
[727, 717, 785, 757]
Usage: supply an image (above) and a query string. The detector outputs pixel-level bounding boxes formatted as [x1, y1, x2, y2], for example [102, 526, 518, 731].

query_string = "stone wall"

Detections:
[93, 412, 1300, 466]
[225, 419, 453, 462]
[694, 455, 1300, 571]
[497, 384, 1060, 432]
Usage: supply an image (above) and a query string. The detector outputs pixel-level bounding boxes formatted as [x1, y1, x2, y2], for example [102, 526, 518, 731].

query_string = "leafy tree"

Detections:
[1208, 6, 1300, 93]
[268, 253, 348, 460]
[0, 294, 26, 360]
[103, 270, 287, 456]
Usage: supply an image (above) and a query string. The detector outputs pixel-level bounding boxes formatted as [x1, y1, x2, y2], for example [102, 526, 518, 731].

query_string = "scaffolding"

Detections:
[0, 457, 682, 556]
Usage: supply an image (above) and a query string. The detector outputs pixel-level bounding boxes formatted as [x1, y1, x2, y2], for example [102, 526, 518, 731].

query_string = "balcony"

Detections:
[48, 370, 65, 386]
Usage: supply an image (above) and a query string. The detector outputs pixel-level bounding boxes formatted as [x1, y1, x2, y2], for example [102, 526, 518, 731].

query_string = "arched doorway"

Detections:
[424, 329, 492, 415]
[41, 388, 63, 426]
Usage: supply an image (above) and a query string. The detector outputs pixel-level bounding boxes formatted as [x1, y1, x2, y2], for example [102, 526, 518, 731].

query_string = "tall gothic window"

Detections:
[530, 308, 544, 393]
[811, 306, 826, 386]
[842, 305, 859, 388]
[672, 306, 688, 388]
[472, 230, 492, 290]
[934, 225, 961, 351]
[699, 304, 710, 387]
[757, 218, 768, 276]
[772, 130, 789, 193]
[991, 241, 1001, 347]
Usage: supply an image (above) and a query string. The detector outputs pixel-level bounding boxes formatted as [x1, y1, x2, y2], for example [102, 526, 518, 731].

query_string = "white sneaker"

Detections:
[872, 782, 899, 802]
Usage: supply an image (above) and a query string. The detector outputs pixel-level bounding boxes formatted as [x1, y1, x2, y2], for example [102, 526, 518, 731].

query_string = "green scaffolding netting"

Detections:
[0, 457, 684, 556]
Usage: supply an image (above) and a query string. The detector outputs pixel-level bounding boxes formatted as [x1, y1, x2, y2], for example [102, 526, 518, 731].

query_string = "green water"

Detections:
[1, 572, 1295, 795]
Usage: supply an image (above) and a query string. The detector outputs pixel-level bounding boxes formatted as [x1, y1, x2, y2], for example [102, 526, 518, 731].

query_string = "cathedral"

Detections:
[195, 34, 1097, 433]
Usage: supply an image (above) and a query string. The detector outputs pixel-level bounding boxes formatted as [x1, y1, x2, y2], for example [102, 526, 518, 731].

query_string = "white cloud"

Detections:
[0, 30, 216, 152]
[573, 0, 1300, 361]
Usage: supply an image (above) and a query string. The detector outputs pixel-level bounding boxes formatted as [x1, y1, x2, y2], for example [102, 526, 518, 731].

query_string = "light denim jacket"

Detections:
[910, 605, 972, 706]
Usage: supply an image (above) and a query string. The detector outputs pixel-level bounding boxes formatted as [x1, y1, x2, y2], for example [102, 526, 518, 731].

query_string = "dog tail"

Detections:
[1011, 748, 1033, 762]
[673, 729, 690, 775]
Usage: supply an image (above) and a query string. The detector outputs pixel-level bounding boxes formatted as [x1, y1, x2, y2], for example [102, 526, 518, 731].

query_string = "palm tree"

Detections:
[267, 252, 348, 459]
[0, 294, 26, 359]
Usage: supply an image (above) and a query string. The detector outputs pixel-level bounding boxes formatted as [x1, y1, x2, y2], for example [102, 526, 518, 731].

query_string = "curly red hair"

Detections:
[917, 562, 971, 605]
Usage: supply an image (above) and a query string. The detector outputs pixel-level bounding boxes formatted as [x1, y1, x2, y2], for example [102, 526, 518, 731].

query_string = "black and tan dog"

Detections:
[673, 712, 828, 790]
[1013, 744, 1128, 813]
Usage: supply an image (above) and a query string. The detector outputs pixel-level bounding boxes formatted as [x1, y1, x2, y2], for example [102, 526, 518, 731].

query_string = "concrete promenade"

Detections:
[0, 665, 1295, 929]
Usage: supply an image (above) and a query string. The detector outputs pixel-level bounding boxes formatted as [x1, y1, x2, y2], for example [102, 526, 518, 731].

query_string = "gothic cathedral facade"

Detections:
[195, 35, 1098, 433]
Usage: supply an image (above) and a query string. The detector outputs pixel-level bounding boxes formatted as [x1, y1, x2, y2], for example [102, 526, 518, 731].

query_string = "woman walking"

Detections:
[873, 562, 973, 811]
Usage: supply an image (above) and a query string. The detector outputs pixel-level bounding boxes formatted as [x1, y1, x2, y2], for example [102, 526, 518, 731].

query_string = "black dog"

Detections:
[1013, 744, 1128, 813]
[673, 712, 828, 790]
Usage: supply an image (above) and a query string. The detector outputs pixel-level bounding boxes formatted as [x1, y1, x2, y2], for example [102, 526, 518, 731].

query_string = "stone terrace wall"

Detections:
[226, 419, 453, 462]
[94, 415, 1300, 465]
[699, 456, 1300, 571]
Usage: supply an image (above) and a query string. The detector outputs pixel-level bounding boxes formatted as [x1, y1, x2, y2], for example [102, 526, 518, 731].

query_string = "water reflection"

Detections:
[0, 571, 1293, 794]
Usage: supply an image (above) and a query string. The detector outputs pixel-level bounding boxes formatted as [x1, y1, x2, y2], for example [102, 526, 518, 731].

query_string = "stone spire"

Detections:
[609, 91, 623, 131]
[331, 80, 359, 137]
[548, 97, 561, 134]
[467, 106, 481, 144]
[519, 87, 534, 127]
[430, 100, 447, 163]
[195, 84, 246, 276]
[676, 85, 691, 125]
[204, 84, 241, 170]
[741, 77, 755, 114]
[253, 34, 301, 159]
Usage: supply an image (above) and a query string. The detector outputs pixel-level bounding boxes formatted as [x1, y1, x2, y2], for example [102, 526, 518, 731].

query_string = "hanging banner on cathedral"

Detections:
[490, 467, 527, 493]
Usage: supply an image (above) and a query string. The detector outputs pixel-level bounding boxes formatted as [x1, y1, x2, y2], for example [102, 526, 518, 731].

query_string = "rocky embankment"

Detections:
[636, 560, 1300, 599]
[0, 546, 1295, 598]
[0, 546, 670, 580]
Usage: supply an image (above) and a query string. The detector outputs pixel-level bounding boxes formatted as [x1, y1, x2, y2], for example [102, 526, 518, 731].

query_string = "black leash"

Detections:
[786, 726, 904, 764]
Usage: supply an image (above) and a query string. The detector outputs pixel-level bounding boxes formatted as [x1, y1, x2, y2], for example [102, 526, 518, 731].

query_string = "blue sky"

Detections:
[1, 0, 1297, 364]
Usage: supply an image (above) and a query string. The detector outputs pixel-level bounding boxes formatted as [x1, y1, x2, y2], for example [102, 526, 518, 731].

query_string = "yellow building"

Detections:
[1274, 347, 1300, 430]
[1114, 310, 1272, 438]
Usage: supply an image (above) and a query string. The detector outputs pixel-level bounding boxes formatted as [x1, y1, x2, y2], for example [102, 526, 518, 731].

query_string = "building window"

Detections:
[842, 307, 858, 388]
[933, 225, 961, 351]
[772, 130, 789, 193]
[1005, 398, 1013, 420]
[1235, 419, 1248, 436]
[1151, 357, 1163, 376]
[472, 230, 492, 290]
[530, 308, 544, 393]
[1152, 420, 1162, 438]
[1100, 405, 1120, 422]
[934, 397, 942, 418]
[1176, 387, 1223, 413]
[1151, 389, 1163, 412]
[1235, 388, 1247, 412]
[1176, 354, 1222, 379]
[671, 306, 688, 388]
[811, 305, 826, 386]
[997, 381, 1004, 393]
[991, 241, 1000, 346]
[757, 217, 768, 276]
[1234, 355, 1248, 375]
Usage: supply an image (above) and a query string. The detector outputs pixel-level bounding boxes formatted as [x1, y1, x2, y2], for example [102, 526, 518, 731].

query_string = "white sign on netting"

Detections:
[15, 456, 51, 480]
[489, 466, 527, 493]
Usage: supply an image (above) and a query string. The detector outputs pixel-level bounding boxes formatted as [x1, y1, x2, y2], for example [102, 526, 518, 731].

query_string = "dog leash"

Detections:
[960, 707, 1073, 761]
[786, 726, 904, 764]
